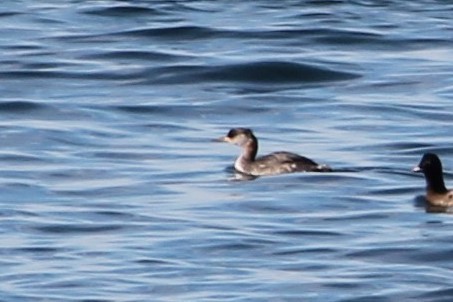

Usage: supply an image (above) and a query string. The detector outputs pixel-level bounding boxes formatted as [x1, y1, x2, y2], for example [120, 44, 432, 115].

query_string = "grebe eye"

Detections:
[227, 130, 237, 138]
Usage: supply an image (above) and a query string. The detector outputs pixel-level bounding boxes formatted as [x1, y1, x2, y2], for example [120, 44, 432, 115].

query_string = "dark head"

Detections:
[413, 153, 443, 175]
[216, 128, 256, 147]
[413, 153, 447, 193]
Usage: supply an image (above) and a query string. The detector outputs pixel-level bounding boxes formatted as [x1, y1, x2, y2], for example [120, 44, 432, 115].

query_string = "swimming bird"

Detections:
[215, 128, 331, 176]
[413, 153, 453, 207]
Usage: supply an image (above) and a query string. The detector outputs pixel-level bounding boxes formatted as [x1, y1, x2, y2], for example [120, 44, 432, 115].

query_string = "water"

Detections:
[1, 1, 453, 301]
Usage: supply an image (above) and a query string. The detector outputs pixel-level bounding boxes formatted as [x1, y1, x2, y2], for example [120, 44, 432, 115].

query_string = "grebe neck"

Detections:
[241, 135, 258, 161]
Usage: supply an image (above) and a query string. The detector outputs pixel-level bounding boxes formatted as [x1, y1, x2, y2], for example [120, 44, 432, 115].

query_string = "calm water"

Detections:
[1, 1, 453, 301]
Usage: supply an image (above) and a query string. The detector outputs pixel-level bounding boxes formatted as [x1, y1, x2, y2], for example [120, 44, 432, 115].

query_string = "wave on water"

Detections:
[0, 100, 46, 112]
[151, 61, 360, 85]
[82, 5, 160, 17]
[34, 223, 124, 234]
[80, 50, 186, 62]
[2, 1, 453, 301]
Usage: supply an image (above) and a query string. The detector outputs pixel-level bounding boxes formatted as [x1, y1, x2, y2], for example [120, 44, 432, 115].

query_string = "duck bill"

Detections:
[412, 166, 422, 173]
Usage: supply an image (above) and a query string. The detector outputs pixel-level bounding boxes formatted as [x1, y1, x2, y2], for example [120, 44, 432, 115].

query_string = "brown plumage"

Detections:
[216, 128, 331, 176]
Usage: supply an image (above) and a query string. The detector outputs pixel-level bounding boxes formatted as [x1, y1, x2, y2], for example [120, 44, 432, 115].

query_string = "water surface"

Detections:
[1, 1, 453, 301]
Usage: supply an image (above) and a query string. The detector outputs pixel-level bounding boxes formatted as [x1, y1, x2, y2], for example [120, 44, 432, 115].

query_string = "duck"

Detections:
[215, 128, 331, 176]
[413, 153, 453, 207]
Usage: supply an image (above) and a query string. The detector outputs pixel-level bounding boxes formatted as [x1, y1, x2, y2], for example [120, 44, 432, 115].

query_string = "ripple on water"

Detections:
[79, 50, 187, 62]
[1, 1, 453, 301]
[81, 5, 161, 17]
[150, 61, 360, 85]
[33, 223, 124, 235]
[0, 100, 47, 112]
[118, 25, 225, 40]
[416, 288, 453, 302]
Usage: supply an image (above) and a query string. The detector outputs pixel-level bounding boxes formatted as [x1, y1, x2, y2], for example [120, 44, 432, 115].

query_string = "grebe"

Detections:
[216, 128, 331, 176]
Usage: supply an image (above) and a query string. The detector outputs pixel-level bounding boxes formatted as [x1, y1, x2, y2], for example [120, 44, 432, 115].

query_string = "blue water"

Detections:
[1, 1, 453, 301]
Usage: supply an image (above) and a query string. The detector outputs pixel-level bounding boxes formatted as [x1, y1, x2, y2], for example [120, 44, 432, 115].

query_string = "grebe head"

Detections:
[216, 128, 256, 147]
